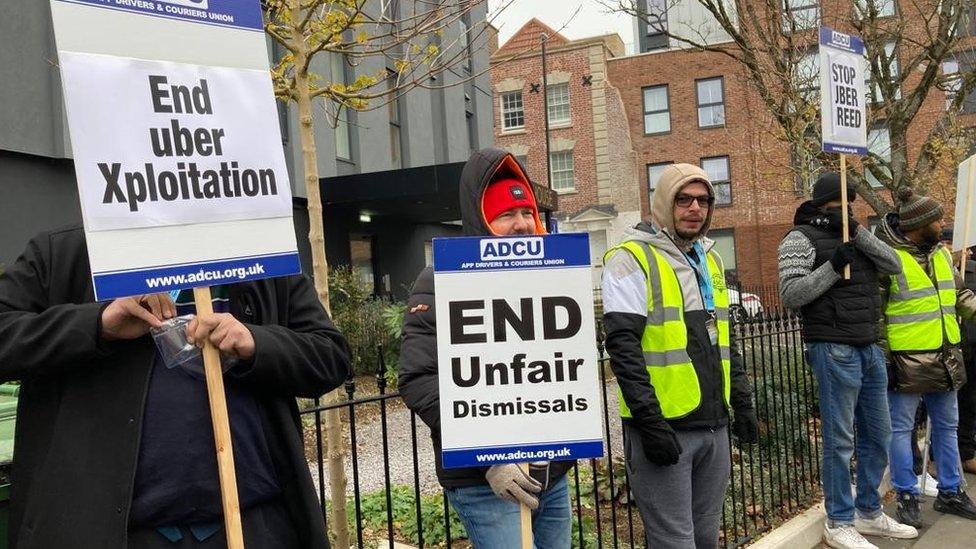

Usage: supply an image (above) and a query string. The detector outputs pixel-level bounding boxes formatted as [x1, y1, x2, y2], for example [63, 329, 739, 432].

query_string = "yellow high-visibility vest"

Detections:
[885, 247, 960, 351]
[605, 241, 731, 419]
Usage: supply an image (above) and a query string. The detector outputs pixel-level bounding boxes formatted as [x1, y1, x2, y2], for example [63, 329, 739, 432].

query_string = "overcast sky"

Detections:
[487, 0, 636, 53]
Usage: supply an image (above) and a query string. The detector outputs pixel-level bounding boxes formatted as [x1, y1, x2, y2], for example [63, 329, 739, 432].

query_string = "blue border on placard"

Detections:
[823, 142, 868, 156]
[819, 26, 865, 55]
[442, 440, 604, 469]
[56, 0, 264, 31]
[92, 251, 301, 300]
[433, 233, 590, 273]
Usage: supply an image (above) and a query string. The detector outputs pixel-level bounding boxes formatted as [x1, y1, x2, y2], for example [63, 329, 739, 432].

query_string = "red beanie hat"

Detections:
[481, 178, 538, 223]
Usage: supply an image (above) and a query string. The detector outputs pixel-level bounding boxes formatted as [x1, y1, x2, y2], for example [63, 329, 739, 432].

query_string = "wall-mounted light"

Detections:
[359, 212, 372, 223]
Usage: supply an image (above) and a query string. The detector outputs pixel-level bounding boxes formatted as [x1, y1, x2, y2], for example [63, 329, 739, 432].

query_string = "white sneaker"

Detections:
[917, 472, 938, 497]
[823, 524, 878, 549]
[854, 512, 919, 540]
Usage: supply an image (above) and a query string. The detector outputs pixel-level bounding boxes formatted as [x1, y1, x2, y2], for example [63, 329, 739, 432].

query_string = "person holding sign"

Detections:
[399, 148, 572, 548]
[778, 173, 912, 548]
[876, 190, 976, 528]
[0, 227, 351, 549]
[601, 164, 758, 549]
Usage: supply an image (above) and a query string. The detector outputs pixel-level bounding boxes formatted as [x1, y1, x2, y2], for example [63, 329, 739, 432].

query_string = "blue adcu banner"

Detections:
[56, 0, 264, 31]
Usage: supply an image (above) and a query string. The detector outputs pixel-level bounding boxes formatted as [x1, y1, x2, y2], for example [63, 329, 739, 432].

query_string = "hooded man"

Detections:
[398, 148, 571, 548]
[601, 163, 758, 548]
[778, 172, 913, 549]
[876, 188, 976, 528]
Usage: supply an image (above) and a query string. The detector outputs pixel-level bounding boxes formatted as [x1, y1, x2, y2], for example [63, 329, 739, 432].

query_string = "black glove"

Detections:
[634, 420, 682, 466]
[829, 241, 857, 273]
[813, 209, 860, 235]
[731, 408, 759, 443]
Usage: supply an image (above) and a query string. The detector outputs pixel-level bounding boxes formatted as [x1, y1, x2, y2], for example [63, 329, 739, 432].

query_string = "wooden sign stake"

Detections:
[520, 463, 533, 549]
[193, 286, 245, 549]
[840, 154, 851, 280]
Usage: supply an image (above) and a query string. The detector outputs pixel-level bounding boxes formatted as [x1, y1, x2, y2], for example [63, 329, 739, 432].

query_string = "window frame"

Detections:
[500, 90, 525, 132]
[546, 82, 571, 126]
[642, 84, 671, 136]
[866, 125, 892, 189]
[644, 0, 669, 36]
[700, 155, 733, 206]
[646, 161, 673, 208]
[696, 77, 726, 129]
[549, 150, 576, 192]
[854, 0, 896, 20]
[782, 0, 820, 32]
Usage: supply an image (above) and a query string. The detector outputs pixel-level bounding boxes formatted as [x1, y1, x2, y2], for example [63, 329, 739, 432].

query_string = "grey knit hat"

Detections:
[897, 187, 943, 232]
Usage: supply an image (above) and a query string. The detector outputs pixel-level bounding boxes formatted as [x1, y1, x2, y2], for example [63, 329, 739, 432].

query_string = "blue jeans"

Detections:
[446, 475, 571, 549]
[889, 390, 961, 494]
[808, 342, 891, 526]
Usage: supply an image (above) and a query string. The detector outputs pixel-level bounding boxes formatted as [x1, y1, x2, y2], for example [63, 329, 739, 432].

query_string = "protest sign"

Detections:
[952, 155, 976, 264]
[50, 0, 299, 302]
[433, 233, 604, 469]
[820, 27, 868, 156]
[48, 2, 295, 544]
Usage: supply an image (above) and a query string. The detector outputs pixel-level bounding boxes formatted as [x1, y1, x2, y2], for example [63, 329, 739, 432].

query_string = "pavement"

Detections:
[871, 472, 976, 549]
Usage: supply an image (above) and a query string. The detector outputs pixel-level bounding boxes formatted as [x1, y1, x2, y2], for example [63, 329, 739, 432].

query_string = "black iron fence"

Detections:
[300, 309, 821, 548]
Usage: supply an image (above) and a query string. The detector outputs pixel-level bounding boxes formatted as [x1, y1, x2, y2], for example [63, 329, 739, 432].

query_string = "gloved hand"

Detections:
[811, 209, 859, 236]
[731, 408, 759, 443]
[634, 420, 682, 466]
[829, 242, 857, 273]
[485, 464, 542, 509]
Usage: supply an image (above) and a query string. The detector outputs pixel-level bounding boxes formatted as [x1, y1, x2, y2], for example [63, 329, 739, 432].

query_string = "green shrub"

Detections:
[345, 486, 467, 547]
[328, 266, 405, 379]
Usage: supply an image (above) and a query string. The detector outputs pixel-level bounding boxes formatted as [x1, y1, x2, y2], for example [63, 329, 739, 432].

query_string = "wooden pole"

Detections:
[960, 158, 976, 273]
[840, 154, 851, 280]
[193, 286, 245, 549]
[520, 463, 532, 549]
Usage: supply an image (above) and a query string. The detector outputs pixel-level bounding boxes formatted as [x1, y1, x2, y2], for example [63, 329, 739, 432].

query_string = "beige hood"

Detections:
[651, 163, 715, 241]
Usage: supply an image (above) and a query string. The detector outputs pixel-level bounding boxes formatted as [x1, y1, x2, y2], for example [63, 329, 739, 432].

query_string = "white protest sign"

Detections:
[952, 154, 976, 252]
[49, 0, 300, 301]
[820, 27, 868, 156]
[434, 233, 604, 468]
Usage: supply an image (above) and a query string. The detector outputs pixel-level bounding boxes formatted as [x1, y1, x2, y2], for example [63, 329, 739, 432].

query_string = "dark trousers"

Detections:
[126, 498, 300, 549]
[960, 347, 976, 461]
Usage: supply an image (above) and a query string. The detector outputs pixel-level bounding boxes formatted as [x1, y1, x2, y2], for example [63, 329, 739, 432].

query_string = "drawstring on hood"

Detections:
[651, 163, 715, 250]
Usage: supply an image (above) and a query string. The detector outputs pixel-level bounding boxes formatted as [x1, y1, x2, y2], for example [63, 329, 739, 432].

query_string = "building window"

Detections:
[515, 154, 528, 167]
[700, 156, 732, 205]
[710, 229, 737, 270]
[643, 85, 670, 135]
[647, 162, 672, 206]
[944, 56, 976, 114]
[961, 6, 976, 37]
[866, 40, 900, 103]
[644, 0, 668, 35]
[350, 235, 374, 294]
[783, 0, 820, 31]
[501, 91, 525, 132]
[794, 49, 820, 102]
[866, 126, 891, 188]
[460, 17, 472, 72]
[854, 0, 895, 19]
[550, 150, 575, 192]
[379, 0, 397, 21]
[331, 54, 352, 160]
[547, 83, 571, 125]
[696, 77, 726, 128]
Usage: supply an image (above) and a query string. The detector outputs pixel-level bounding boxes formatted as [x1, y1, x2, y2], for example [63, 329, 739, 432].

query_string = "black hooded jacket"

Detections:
[0, 226, 351, 549]
[397, 148, 572, 489]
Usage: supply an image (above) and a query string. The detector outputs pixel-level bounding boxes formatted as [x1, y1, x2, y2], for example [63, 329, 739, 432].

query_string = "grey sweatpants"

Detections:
[624, 423, 731, 549]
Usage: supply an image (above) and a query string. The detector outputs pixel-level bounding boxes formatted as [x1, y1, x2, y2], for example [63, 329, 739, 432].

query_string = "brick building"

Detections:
[490, 20, 641, 286]
[608, 0, 976, 289]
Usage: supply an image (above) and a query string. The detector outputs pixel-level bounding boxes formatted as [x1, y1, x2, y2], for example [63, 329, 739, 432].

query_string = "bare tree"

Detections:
[606, 0, 976, 214]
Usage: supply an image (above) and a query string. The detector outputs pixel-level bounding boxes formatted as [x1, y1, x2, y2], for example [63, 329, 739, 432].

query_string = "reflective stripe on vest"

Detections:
[886, 247, 960, 351]
[604, 241, 731, 420]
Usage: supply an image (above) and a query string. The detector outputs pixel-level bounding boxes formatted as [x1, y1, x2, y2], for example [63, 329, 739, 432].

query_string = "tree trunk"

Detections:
[288, 1, 350, 547]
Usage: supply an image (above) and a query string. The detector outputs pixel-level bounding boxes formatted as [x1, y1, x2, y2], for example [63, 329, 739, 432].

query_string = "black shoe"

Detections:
[897, 491, 924, 528]
[934, 489, 976, 520]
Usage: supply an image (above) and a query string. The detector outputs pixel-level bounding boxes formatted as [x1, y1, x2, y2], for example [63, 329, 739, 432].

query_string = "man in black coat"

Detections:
[0, 226, 351, 548]
[398, 148, 573, 548]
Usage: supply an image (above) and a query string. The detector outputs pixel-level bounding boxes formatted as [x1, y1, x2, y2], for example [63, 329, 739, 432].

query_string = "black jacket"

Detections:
[0, 227, 351, 549]
[398, 148, 572, 489]
[792, 222, 881, 346]
[603, 223, 754, 431]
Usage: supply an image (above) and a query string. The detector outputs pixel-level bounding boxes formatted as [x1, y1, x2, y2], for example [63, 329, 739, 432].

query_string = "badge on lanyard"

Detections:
[705, 314, 718, 345]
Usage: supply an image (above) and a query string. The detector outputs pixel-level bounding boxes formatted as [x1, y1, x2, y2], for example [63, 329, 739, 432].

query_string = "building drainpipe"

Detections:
[541, 32, 554, 230]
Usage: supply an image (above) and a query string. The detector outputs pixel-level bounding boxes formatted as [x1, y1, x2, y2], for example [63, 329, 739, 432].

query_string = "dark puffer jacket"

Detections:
[877, 213, 976, 392]
[397, 148, 572, 489]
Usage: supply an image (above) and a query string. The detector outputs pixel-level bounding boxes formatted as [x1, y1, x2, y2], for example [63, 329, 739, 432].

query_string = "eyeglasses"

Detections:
[675, 194, 714, 208]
